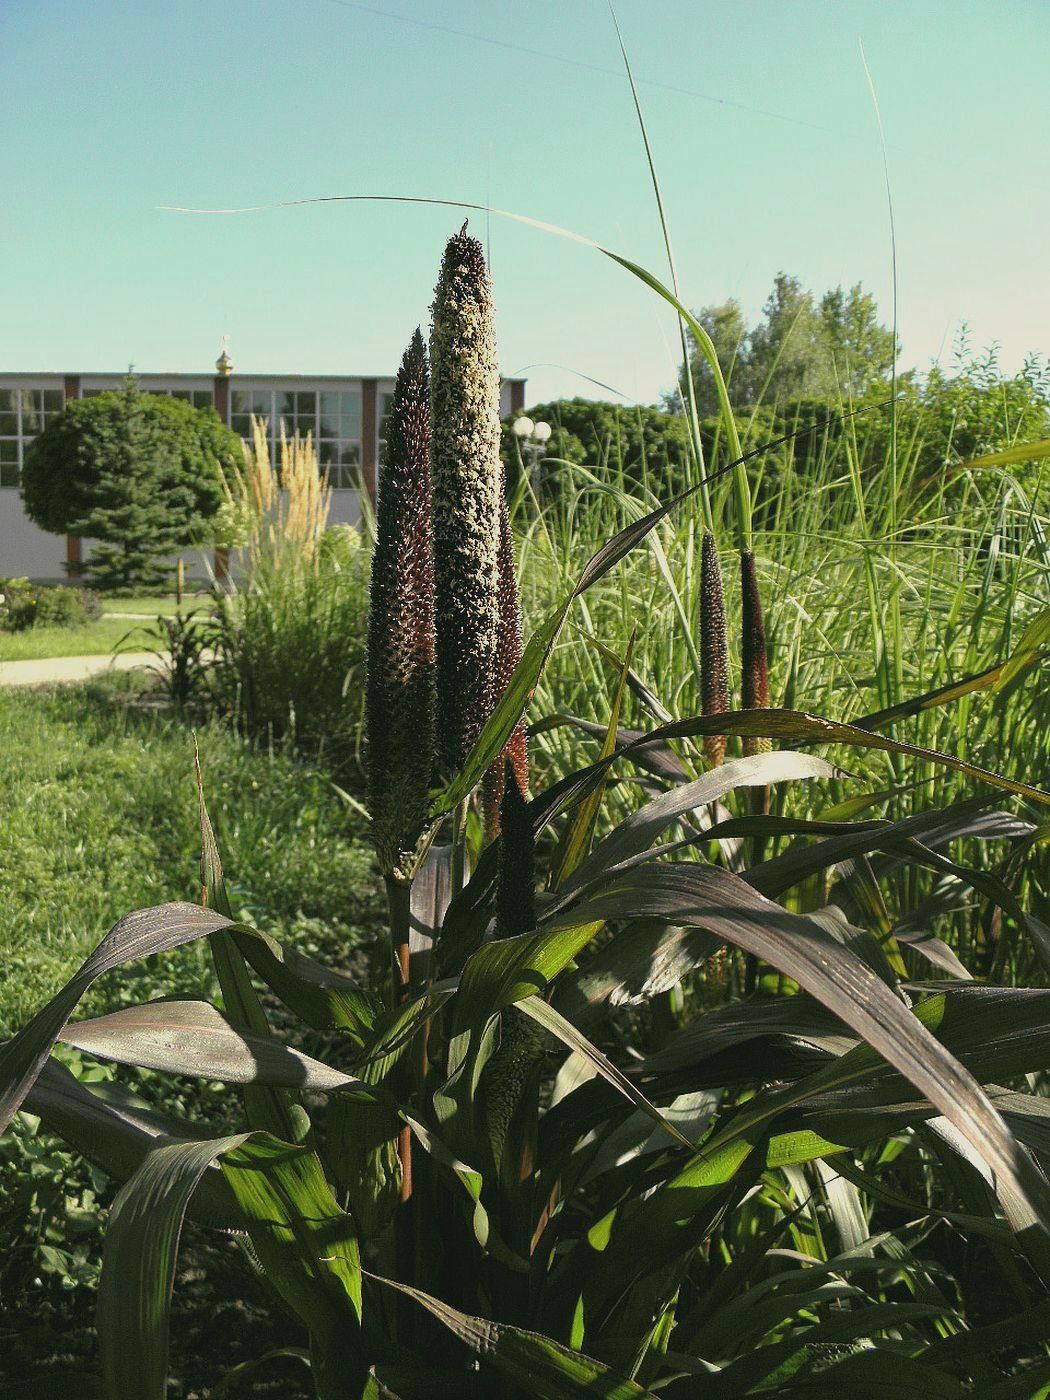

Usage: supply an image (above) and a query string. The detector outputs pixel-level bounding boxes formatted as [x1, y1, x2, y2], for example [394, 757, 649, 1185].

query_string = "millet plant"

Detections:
[3, 227, 1050, 1400]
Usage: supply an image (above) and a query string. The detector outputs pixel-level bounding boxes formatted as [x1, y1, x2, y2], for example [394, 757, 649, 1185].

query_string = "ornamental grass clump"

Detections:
[429, 222, 505, 780]
[365, 329, 436, 879]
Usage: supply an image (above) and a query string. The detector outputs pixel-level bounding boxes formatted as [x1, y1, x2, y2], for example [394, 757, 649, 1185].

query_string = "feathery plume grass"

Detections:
[699, 529, 729, 767]
[429, 222, 504, 780]
[217, 418, 331, 569]
[366, 329, 436, 875]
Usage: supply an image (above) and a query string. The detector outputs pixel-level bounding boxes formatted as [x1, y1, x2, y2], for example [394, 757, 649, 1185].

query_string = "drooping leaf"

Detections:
[24, 1058, 242, 1228]
[636, 709, 1050, 809]
[57, 999, 376, 1095]
[0, 902, 235, 1135]
[371, 1275, 658, 1398]
[515, 997, 692, 1148]
[559, 751, 840, 896]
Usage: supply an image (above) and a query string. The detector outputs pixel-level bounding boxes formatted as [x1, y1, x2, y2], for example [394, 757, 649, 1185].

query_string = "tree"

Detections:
[21, 376, 240, 589]
[503, 397, 693, 488]
[674, 273, 897, 413]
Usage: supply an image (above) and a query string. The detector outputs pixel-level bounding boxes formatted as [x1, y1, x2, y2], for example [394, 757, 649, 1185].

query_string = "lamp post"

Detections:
[512, 414, 552, 485]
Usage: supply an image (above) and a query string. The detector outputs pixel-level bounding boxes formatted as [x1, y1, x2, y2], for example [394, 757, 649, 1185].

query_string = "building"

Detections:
[0, 361, 526, 580]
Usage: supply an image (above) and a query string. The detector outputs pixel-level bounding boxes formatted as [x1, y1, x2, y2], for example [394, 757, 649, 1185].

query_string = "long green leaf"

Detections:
[98, 1132, 368, 1400]
[516, 996, 692, 1148]
[371, 1275, 658, 1399]
[548, 862, 1050, 1234]
[560, 750, 839, 895]
[196, 750, 302, 1138]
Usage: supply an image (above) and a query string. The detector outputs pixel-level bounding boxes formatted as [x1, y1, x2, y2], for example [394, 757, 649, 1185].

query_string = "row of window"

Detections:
[231, 389, 365, 490]
[0, 385, 394, 491]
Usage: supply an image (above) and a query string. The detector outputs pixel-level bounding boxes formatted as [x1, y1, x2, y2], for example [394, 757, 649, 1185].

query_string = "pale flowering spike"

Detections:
[366, 329, 436, 875]
[429, 222, 504, 780]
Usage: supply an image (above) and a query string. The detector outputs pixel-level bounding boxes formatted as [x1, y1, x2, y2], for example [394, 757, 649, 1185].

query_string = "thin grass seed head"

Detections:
[483, 496, 529, 836]
[740, 547, 772, 757]
[366, 329, 436, 874]
[429, 222, 504, 779]
[699, 528, 729, 768]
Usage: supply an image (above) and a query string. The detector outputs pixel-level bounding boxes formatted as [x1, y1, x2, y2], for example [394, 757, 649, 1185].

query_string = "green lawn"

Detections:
[101, 591, 195, 617]
[0, 594, 206, 661]
[0, 677, 381, 1034]
[0, 615, 145, 661]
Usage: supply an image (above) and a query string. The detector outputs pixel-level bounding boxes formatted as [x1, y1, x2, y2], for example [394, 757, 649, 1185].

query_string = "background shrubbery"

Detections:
[0, 577, 102, 632]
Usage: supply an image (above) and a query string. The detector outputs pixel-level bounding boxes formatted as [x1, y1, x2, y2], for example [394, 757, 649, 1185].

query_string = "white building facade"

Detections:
[0, 368, 526, 581]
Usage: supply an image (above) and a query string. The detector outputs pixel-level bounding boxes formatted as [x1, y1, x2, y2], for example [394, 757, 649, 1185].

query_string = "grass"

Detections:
[513, 405, 1050, 976]
[99, 591, 190, 616]
[0, 674, 382, 1393]
[0, 674, 382, 1035]
[0, 615, 146, 661]
[0, 593, 199, 661]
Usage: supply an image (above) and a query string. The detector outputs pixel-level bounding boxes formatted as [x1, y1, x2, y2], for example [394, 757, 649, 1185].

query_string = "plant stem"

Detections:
[450, 798, 469, 898]
[385, 874, 414, 1208]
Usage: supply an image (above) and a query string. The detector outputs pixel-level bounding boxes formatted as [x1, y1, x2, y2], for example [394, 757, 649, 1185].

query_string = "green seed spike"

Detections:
[429, 222, 504, 781]
[483, 497, 529, 838]
[699, 529, 729, 767]
[740, 547, 771, 759]
[366, 328, 436, 876]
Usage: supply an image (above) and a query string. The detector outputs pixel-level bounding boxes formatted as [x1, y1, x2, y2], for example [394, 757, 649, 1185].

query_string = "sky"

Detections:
[3, 0, 1048, 406]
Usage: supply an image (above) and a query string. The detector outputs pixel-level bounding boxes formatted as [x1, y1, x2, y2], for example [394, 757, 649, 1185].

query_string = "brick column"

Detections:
[361, 377, 378, 501]
[63, 375, 83, 575]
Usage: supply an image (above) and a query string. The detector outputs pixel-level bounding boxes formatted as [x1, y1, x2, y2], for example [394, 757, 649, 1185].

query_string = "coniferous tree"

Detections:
[21, 375, 238, 590]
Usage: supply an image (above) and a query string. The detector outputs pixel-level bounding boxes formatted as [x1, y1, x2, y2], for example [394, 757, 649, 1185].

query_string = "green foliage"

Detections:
[20, 377, 239, 591]
[119, 610, 213, 710]
[503, 397, 693, 492]
[0, 682, 383, 1389]
[674, 272, 899, 414]
[0, 578, 101, 632]
[4, 222, 1050, 1400]
[210, 523, 371, 778]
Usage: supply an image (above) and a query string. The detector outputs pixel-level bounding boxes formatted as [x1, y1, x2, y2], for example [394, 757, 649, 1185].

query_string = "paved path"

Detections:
[0, 652, 160, 687]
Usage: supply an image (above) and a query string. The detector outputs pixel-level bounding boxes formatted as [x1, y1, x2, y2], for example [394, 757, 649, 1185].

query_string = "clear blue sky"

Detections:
[3, 0, 1047, 405]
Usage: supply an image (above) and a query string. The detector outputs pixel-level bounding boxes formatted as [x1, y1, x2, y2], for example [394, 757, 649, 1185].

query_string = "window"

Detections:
[0, 439, 18, 489]
[227, 385, 362, 490]
[169, 388, 214, 409]
[231, 389, 275, 445]
[318, 439, 361, 490]
[317, 388, 361, 489]
[0, 386, 67, 488]
[0, 389, 17, 438]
